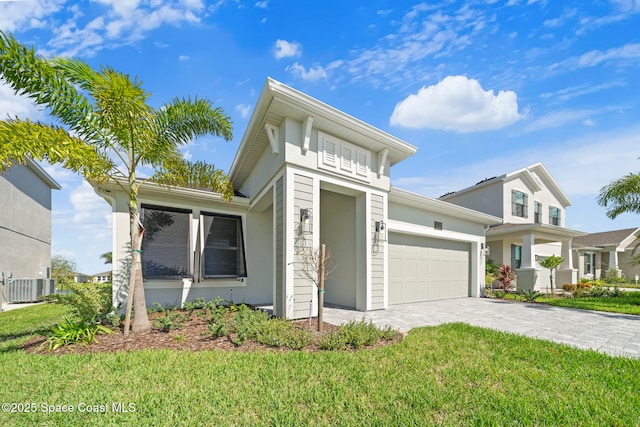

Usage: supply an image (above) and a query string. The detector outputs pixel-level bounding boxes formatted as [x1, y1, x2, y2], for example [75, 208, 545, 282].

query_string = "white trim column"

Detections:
[516, 234, 538, 291]
[557, 239, 578, 286]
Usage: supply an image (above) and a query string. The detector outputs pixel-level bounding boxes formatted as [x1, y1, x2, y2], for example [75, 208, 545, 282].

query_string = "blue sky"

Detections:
[1, 0, 639, 275]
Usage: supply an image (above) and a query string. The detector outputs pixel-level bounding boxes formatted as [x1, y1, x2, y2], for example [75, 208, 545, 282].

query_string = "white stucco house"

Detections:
[440, 163, 585, 292]
[572, 227, 640, 281]
[97, 78, 499, 319]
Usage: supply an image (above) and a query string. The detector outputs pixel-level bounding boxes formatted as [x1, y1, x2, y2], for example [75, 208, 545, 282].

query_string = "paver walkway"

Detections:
[323, 298, 640, 359]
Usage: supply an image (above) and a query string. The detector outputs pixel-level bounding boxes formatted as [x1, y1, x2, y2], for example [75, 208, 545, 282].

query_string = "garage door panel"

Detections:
[389, 233, 470, 304]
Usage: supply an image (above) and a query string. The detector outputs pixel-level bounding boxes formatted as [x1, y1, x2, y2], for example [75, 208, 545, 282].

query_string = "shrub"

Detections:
[577, 281, 593, 289]
[255, 318, 313, 350]
[48, 282, 113, 323]
[148, 302, 166, 314]
[183, 298, 207, 317]
[495, 265, 515, 292]
[604, 268, 621, 283]
[562, 283, 577, 293]
[46, 316, 112, 350]
[231, 305, 270, 345]
[493, 290, 505, 299]
[518, 289, 544, 302]
[318, 331, 347, 351]
[152, 311, 186, 332]
[338, 319, 382, 349]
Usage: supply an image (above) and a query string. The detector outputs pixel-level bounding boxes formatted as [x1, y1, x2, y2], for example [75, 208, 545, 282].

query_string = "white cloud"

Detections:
[390, 75, 522, 133]
[0, 82, 45, 120]
[578, 43, 640, 67]
[273, 39, 301, 59]
[254, 1, 268, 9]
[178, 55, 190, 61]
[0, 0, 62, 32]
[286, 62, 328, 82]
[235, 103, 252, 119]
[69, 181, 112, 239]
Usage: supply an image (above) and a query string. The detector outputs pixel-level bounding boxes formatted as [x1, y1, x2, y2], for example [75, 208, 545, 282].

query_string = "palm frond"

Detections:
[597, 173, 640, 219]
[0, 31, 100, 142]
[0, 119, 113, 181]
[152, 159, 234, 202]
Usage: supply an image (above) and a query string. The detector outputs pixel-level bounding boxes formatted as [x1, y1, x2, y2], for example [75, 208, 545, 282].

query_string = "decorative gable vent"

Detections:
[318, 131, 371, 182]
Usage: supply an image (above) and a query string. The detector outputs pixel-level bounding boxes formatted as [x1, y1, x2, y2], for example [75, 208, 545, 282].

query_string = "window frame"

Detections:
[200, 211, 248, 279]
[534, 201, 542, 224]
[511, 190, 528, 218]
[549, 206, 561, 226]
[140, 204, 192, 280]
[584, 252, 596, 275]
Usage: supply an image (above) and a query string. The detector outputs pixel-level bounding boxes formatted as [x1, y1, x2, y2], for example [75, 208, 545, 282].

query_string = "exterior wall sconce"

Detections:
[374, 220, 387, 243]
[300, 208, 311, 224]
[481, 243, 490, 256]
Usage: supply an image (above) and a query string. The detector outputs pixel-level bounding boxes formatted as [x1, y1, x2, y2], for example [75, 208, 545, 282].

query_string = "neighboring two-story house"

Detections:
[0, 158, 60, 280]
[440, 163, 585, 292]
[98, 78, 500, 318]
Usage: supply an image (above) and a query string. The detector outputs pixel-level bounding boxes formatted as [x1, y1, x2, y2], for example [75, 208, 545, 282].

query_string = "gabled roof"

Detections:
[573, 227, 640, 249]
[229, 78, 418, 188]
[441, 162, 571, 207]
[487, 222, 586, 243]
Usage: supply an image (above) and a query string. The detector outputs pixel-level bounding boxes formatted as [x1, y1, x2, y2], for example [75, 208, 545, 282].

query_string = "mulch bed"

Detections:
[22, 311, 403, 356]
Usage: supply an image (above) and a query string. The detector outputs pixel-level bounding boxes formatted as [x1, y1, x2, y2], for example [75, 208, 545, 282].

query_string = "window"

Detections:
[549, 206, 561, 226]
[534, 201, 542, 224]
[141, 205, 191, 279]
[511, 244, 522, 269]
[584, 253, 596, 275]
[201, 213, 247, 278]
[511, 190, 528, 218]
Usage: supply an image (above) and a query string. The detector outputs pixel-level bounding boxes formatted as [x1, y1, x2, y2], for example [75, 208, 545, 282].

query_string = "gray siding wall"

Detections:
[0, 165, 54, 278]
[274, 177, 284, 317]
[293, 174, 314, 318]
[371, 194, 385, 309]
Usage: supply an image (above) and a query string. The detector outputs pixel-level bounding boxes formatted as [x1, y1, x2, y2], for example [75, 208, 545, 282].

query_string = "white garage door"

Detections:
[389, 233, 470, 304]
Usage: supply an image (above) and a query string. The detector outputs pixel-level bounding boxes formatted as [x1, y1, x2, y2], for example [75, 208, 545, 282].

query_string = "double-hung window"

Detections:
[549, 206, 561, 226]
[511, 190, 528, 218]
[201, 213, 247, 278]
[534, 201, 542, 224]
[140, 205, 191, 279]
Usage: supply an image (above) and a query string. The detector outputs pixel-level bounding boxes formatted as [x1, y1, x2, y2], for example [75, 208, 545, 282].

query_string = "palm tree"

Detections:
[597, 172, 640, 219]
[100, 252, 112, 265]
[0, 32, 234, 335]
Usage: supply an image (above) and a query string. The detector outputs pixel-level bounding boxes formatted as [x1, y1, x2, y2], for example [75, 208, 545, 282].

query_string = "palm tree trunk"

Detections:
[123, 202, 150, 335]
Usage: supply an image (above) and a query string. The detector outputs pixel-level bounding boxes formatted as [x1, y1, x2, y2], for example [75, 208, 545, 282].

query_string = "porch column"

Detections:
[521, 234, 536, 268]
[557, 239, 578, 286]
[609, 250, 619, 270]
[516, 234, 538, 291]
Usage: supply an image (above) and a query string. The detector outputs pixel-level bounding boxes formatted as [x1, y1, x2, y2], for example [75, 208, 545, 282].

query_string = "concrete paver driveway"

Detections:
[323, 298, 640, 359]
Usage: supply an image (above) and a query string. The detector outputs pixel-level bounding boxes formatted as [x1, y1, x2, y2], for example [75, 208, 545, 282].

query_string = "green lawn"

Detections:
[0, 303, 70, 352]
[538, 291, 640, 315]
[1, 305, 639, 426]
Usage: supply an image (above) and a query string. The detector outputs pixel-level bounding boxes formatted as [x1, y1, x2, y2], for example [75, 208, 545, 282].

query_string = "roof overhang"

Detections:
[93, 179, 251, 210]
[487, 222, 586, 243]
[229, 78, 418, 188]
[25, 158, 61, 190]
[390, 187, 501, 225]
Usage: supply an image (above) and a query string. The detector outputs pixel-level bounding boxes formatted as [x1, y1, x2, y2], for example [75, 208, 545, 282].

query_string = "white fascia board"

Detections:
[94, 179, 251, 210]
[387, 219, 484, 244]
[619, 228, 640, 250]
[265, 78, 417, 162]
[390, 187, 501, 225]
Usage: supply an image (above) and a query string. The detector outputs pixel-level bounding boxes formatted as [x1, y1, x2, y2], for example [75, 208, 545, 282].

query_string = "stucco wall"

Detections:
[0, 164, 54, 278]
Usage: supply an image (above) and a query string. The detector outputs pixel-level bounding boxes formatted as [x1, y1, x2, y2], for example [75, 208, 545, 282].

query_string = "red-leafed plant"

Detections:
[496, 265, 516, 292]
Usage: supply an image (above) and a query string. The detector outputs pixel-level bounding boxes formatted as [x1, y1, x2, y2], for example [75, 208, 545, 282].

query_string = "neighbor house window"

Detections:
[534, 201, 542, 224]
[141, 205, 191, 279]
[201, 213, 247, 278]
[511, 244, 522, 269]
[549, 206, 561, 226]
[584, 253, 596, 275]
[511, 190, 528, 218]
